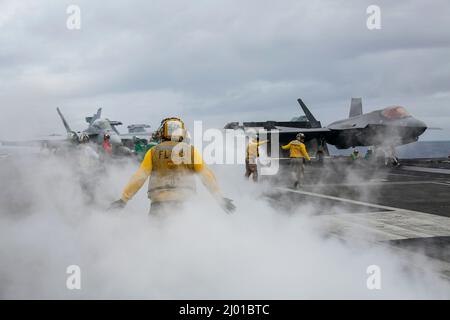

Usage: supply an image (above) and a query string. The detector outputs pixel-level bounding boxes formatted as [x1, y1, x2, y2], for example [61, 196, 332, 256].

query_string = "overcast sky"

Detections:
[0, 0, 449, 140]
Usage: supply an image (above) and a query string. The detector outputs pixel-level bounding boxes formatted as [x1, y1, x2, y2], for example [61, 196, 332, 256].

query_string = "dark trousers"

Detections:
[245, 159, 258, 182]
[290, 158, 305, 187]
[149, 201, 183, 216]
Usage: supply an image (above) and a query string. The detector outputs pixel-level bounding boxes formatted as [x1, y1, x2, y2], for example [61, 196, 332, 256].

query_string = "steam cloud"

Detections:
[0, 148, 449, 299]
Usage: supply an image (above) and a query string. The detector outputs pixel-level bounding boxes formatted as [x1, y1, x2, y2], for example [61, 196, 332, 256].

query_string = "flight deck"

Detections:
[266, 158, 450, 279]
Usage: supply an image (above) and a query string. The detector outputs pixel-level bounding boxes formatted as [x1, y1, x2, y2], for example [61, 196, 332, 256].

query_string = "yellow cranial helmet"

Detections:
[159, 117, 186, 141]
[296, 133, 305, 141]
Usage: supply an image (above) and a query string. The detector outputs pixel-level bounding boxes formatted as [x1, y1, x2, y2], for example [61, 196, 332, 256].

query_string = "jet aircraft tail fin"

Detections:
[349, 98, 363, 118]
[56, 107, 73, 134]
[297, 98, 321, 127]
[86, 108, 102, 125]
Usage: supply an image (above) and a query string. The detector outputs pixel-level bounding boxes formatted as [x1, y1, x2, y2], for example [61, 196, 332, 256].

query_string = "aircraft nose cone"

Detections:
[413, 118, 427, 131]
[407, 118, 427, 136]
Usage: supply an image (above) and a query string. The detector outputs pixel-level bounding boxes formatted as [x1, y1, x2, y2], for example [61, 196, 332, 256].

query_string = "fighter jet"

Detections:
[295, 98, 427, 149]
[127, 124, 151, 134]
[55, 107, 135, 154]
[1, 108, 138, 155]
[225, 98, 428, 153]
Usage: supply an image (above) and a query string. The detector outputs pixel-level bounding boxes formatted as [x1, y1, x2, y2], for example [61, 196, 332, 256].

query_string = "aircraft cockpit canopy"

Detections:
[381, 106, 411, 120]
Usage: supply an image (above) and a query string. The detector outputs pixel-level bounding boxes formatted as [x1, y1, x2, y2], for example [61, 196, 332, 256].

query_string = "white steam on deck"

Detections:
[0, 148, 448, 299]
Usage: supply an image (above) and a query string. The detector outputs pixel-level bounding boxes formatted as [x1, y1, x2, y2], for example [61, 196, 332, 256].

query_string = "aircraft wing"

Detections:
[274, 127, 331, 133]
[224, 121, 333, 140]
[0, 140, 42, 147]
[273, 126, 333, 141]
[0, 138, 70, 148]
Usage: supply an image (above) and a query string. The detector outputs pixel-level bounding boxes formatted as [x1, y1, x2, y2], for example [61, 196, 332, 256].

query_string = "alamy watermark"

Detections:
[66, 5, 81, 30]
[170, 121, 280, 176]
[366, 5, 381, 30]
[66, 265, 81, 290]
[366, 264, 381, 290]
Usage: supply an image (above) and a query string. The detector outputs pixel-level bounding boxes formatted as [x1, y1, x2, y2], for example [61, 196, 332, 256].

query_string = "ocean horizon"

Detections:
[328, 140, 450, 159]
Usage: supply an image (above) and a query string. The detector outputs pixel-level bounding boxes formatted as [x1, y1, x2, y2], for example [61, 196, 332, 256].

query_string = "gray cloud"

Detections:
[0, 0, 449, 139]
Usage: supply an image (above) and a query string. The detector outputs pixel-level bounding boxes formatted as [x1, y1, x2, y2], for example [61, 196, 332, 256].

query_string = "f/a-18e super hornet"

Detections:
[225, 98, 427, 154]
[1, 108, 151, 155]
[55, 107, 154, 154]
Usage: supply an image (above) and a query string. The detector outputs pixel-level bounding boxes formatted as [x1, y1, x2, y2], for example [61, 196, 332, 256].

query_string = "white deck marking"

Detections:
[432, 182, 450, 187]
[401, 165, 450, 175]
[297, 180, 447, 187]
[277, 187, 450, 241]
[277, 187, 401, 211]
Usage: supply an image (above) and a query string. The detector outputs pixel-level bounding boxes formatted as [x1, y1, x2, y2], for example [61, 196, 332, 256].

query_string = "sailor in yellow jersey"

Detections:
[281, 133, 310, 188]
[245, 134, 268, 182]
[110, 117, 235, 215]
